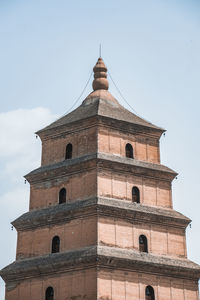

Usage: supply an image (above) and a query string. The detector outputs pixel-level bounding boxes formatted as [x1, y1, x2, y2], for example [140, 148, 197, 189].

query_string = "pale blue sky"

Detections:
[0, 0, 200, 299]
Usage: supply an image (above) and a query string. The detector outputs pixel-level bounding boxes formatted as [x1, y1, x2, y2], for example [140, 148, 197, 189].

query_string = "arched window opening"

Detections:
[51, 236, 60, 253]
[45, 287, 54, 300]
[59, 188, 66, 204]
[65, 143, 72, 159]
[132, 187, 140, 203]
[139, 235, 148, 253]
[145, 285, 155, 300]
[125, 143, 134, 158]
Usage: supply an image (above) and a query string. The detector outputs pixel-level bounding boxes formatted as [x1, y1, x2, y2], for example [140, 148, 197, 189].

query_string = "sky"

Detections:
[0, 0, 200, 299]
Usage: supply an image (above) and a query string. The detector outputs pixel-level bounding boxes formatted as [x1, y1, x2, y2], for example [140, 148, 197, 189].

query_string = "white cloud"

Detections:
[0, 107, 57, 300]
[0, 107, 57, 182]
[0, 107, 56, 157]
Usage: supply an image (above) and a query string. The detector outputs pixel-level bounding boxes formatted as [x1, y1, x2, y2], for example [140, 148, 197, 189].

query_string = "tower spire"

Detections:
[92, 57, 109, 91]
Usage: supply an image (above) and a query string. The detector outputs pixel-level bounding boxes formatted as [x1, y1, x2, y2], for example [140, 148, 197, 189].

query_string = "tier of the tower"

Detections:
[39, 118, 161, 167]
[14, 196, 189, 261]
[28, 117, 173, 211]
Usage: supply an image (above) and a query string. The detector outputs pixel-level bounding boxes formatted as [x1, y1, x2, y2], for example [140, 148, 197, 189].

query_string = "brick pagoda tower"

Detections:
[1, 58, 200, 300]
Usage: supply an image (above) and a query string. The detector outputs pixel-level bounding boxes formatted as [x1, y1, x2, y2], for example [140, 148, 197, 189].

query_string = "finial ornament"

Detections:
[92, 57, 109, 91]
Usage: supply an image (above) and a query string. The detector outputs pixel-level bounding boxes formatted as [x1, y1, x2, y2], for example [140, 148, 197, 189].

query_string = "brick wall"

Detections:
[97, 269, 198, 300]
[41, 126, 97, 166]
[98, 217, 186, 258]
[98, 171, 172, 208]
[40, 125, 160, 167]
[5, 268, 97, 300]
[98, 127, 160, 163]
[29, 169, 97, 210]
[16, 216, 97, 259]
[5, 268, 198, 300]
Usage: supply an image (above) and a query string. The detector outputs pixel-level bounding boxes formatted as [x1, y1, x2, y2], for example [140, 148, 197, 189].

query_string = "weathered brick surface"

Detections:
[16, 217, 97, 259]
[5, 268, 97, 300]
[30, 169, 97, 210]
[41, 125, 160, 167]
[98, 128, 160, 163]
[98, 172, 172, 208]
[97, 269, 199, 300]
[5, 267, 198, 300]
[42, 126, 97, 166]
[98, 216, 186, 258]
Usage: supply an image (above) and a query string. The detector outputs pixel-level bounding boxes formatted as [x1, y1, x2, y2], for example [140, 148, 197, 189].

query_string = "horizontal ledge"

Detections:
[36, 98, 164, 136]
[25, 153, 177, 184]
[1, 246, 200, 283]
[12, 197, 190, 231]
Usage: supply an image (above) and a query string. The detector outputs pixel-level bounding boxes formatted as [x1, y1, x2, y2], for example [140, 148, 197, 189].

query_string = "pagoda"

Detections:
[1, 57, 200, 300]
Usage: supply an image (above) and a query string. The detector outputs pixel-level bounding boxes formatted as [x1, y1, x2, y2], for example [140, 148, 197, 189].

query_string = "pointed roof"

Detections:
[37, 58, 164, 135]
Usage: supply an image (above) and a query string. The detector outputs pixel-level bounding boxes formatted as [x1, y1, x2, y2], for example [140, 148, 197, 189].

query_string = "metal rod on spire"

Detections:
[99, 44, 101, 58]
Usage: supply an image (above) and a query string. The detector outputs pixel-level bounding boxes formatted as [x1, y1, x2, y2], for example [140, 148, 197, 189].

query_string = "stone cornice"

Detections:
[25, 154, 97, 184]
[12, 197, 190, 231]
[97, 246, 200, 280]
[25, 153, 177, 184]
[38, 115, 162, 146]
[37, 113, 164, 141]
[0, 246, 97, 284]
[38, 116, 98, 141]
[97, 153, 177, 181]
[98, 116, 164, 138]
[98, 198, 190, 228]
[1, 246, 199, 284]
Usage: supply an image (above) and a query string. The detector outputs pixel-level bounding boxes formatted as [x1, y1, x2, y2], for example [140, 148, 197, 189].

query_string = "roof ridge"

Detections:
[37, 94, 164, 135]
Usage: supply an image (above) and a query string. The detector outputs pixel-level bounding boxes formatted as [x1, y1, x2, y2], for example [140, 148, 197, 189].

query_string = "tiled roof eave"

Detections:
[36, 97, 165, 137]
[12, 197, 190, 231]
[36, 114, 164, 139]
[1, 246, 200, 283]
[24, 153, 177, 184]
